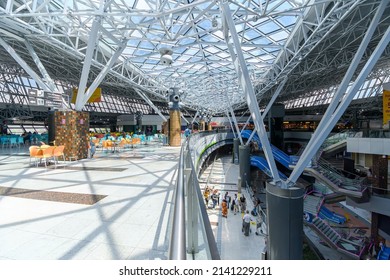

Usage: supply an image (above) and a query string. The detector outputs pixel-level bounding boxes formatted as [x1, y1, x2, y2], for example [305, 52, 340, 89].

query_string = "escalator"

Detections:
[250, 155, 287, 180]
[241, 130, 368, 198]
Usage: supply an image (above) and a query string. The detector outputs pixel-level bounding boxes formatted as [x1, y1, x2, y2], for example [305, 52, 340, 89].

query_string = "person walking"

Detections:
[242, 210, 253, 236]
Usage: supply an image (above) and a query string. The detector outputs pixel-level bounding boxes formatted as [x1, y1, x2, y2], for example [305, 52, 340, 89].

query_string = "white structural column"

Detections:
[245, 79, 287, 146]
[0, 37, 51, 92]
[24, 40, 58, 92]
[227, 98, 244, 145]
[288, 26, 390, 184]
[221, 2, 282, 184]
[225, 110, 237, 139]
[191, 111, 199, 125]
[262, 78, 287, 118]
[75, 7, 103, 110]
[134, 88, 168, 122]
[240, 114, 252, 133]
[297, 0, 389, 164]
[77, 39, 128, 107]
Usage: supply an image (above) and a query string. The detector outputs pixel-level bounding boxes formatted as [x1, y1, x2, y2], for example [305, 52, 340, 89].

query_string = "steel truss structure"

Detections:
[0, 0, 388, 118]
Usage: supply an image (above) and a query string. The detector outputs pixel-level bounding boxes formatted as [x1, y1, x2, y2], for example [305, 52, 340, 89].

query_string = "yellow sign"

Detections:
[383, 89, 390, 125]
[71, 88, 102, 104]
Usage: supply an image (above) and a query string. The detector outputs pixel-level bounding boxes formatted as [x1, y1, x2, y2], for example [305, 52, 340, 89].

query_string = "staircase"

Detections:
[304, 195, 322, 215]
[311, 217, 341, 248]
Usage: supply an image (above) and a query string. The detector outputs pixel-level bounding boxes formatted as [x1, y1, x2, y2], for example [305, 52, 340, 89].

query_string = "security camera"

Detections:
[160, 54, 173, 65]
[172, 94, 180, 102]
[159, 47, 173, 65]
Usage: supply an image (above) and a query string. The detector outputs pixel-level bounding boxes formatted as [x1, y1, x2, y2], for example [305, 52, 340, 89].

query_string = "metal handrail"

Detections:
[169, 132, 223, 260]
[189, 152, 221, 260]
[168, 143, 186, 260]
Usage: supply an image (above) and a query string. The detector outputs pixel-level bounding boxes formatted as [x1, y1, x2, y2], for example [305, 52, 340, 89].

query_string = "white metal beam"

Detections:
[134, 88, 168, 122]
[288, 25, 390, 185]
[24, 39, 58, 92]
[297, 0, 390, 163]
[0, 37, 51, 92]
[245, 78, 287, 146]
[78, 38, 129, 108]
[225, 111, 237, 139]
[221, 2, 282, 185]
[75, 7, 103, 110]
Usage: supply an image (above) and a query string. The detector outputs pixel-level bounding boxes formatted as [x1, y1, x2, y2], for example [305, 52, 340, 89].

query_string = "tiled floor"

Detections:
[0, 144, 179, 260]
[0, 143, 266, 260]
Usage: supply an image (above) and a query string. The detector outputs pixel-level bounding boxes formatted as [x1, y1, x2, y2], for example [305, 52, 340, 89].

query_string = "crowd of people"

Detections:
[203, 186, 263, 236]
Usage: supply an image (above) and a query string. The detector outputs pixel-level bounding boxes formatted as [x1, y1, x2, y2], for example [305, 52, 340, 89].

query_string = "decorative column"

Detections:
[169, 88, 181, 146]
[52, 110, 89, 160]
[266, 181, 305, 259]
[199, 120, 205, 131]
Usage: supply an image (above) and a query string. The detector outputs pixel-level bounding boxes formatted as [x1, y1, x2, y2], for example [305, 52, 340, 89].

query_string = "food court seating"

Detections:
[53, 145, 65, 165]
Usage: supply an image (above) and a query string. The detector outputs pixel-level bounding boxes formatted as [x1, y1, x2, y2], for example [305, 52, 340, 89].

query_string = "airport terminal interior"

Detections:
[0, 0, 390, 260]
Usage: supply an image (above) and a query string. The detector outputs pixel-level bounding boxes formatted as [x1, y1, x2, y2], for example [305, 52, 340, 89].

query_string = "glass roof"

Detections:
[0, 0, 379, 115]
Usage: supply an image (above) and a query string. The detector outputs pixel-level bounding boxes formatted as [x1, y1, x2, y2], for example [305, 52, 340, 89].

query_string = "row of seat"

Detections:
[29, 145, 65, 168]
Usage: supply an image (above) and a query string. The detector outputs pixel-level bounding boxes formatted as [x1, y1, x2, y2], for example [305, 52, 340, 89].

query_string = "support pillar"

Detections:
[208, 123, 212, 131]
[200, 120, 205, 131]
[372, 155, 388, 195]
[233, 138, 239, 164]
[239, 145, 250, 189]
[53, 110, 89, 160]
[169, 88, 182, 147]
[266, 181, 305, 259]
[169, 110, 181, 146]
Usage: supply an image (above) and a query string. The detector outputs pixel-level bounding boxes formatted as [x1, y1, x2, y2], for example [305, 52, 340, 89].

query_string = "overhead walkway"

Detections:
[320, 130, 361, 157]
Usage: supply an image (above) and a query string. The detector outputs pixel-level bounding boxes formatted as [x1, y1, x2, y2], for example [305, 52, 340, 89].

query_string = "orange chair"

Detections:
[53, 145, 65, 165]
[34, 146, 55, 168]
[29, 146, 40, 166]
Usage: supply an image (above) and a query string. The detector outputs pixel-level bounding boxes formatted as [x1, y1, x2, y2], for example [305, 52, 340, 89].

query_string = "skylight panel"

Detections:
[260, 54, 275, 61]
[249, 49, 265, 56]
[138, 41, 155, 50]
[243, 29, 261, 40]
[122, 48, 136, 56]
[205, 46, 221, 54]
[197, 19, 212, 29]
[277, 16, 297, 28]
[212, 30, 224, 40]
[132, 57, 146, 63]
[217, 52, 230, 59]
[134, 49, 150, 56]
[201, 34, 218, 42]
[135, 0, 151, 10]
[250, 36, 274, 45]
[184, 48, 199, 56]
[258, 21, 280, 34]
[268, 30, 289, 42]
[132, 16, 145, 24]
[130, 30, 143, 39]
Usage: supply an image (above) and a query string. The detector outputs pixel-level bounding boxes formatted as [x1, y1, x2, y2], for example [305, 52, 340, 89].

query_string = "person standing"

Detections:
[221, 199, 228, 218]
[89, 138, 96, 159]
[233, 194, 239, 214]
[204, 186, 210, 207]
